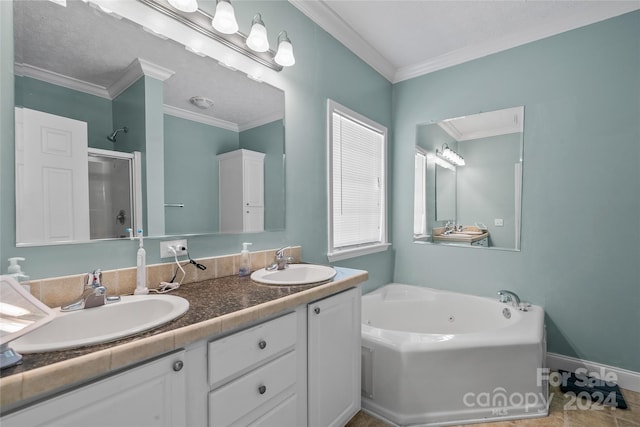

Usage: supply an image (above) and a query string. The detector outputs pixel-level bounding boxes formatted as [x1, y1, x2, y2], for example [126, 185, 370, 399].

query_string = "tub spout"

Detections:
[497, 290, 529, 311]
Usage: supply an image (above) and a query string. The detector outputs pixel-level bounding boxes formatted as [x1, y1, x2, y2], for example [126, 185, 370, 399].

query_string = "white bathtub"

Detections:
[361, 284, 547, 426]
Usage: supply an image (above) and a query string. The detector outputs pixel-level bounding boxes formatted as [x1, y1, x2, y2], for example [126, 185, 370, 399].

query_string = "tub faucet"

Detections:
[266, 247, 291, 271]
[61, 269, 121, 312]
[497, 290, 529, 311]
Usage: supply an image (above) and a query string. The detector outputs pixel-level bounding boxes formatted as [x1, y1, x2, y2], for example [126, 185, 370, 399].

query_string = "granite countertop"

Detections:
[0, 266, 367, 411]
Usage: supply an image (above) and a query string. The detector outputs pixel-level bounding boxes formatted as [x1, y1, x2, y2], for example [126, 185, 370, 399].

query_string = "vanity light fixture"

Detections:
[246, 14, 269, 53]
[167, 0, 197, 13]
[142, 0, 295, 71]
[437, 144, 465, 166]
[211, 0, 239, 34]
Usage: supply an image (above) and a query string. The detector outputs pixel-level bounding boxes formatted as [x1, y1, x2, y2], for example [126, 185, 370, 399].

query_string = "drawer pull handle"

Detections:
[314, 307, 320, 314]
[258, 340, 267, 350]
[258, 385, 267, 395]
[173, 360, 184, 372]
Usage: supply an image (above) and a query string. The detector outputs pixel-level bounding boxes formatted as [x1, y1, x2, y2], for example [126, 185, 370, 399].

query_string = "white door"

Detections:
[15, 108, 90, 244]
[308, 287, 361, 427]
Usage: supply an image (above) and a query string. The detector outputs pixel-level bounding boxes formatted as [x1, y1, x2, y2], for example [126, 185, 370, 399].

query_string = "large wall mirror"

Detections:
[13, 0, 285, 246]
[413, 106, 524, 251]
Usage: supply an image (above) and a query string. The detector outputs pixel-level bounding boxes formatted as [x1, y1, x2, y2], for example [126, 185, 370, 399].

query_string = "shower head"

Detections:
[107, 127, 128, 142]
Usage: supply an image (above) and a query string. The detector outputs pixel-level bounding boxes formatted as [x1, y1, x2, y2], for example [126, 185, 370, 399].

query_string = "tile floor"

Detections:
[346, 385, 640, 427]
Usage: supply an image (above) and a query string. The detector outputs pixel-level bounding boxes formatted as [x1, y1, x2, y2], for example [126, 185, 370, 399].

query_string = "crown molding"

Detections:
[238, 112, 284, 132]
[16, 58, 176, 102]
[288, 0, 395, 82]
[108, 58, 175, 99]
[14, 63, 111, 99]
[290, 1, 640, 84]
[163, 104, 239, 132]
[392, 5, 640, 83]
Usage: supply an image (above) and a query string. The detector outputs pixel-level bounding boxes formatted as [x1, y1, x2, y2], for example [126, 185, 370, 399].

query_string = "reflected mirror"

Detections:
[413, 107, 524, 250]
[13, 0, 285, 245]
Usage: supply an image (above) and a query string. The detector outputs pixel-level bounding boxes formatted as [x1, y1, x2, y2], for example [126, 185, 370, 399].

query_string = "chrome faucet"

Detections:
[497, 290, 529, 311]
[266, 247, 291, 271]
[61, 269, 121, 312]
[444, 221, 455, 235]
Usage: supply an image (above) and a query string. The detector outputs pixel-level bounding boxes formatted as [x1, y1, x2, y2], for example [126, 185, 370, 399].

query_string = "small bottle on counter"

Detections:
[238, 242, 252, 277]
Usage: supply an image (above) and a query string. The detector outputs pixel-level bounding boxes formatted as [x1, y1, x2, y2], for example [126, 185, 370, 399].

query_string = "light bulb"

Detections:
[274, 31, 295, 67]
[246, 14, 269, 52]
[168, 0, 198, 13]
[212, 0, 238, 34]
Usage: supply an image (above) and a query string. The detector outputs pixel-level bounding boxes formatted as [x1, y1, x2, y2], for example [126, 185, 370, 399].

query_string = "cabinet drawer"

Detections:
[248, 394, 297, 427]
[208, 312, 296, 386]
[209, 351, 296, 427]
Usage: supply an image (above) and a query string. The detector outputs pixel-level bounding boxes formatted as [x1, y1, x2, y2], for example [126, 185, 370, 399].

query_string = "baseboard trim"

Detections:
[547, 352, 640, 393]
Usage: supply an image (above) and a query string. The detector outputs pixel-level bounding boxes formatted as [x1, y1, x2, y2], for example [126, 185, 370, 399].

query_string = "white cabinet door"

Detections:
[2, 351, 187, 427]
[308, 287, 361, 427]
[15, 108, 90, 244]
[243, 155, 264, 207]
[244, 206, 264, 233]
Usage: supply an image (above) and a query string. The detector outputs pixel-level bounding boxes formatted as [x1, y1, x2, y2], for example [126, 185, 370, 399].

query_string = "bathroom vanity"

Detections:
[0, 268, 365, 427]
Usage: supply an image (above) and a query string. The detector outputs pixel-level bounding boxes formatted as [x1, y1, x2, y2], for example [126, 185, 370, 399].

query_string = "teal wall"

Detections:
[164, 114, 239, 234]
[240, 120, 286, 230]
[392, 11, 640, 372]
[0, 1, 394, 293]
[15, 76, 113, 150]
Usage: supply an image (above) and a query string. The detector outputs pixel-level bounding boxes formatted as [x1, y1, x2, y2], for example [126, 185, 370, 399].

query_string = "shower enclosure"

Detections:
[88, 149, 141, 239]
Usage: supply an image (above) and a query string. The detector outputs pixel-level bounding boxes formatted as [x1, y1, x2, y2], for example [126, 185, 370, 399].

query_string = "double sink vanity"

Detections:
[0, 250, 366, 427]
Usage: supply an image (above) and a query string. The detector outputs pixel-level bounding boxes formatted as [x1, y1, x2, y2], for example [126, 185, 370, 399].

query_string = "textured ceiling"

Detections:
[291, 0, 640, 82]
[14, 0, 284, 129]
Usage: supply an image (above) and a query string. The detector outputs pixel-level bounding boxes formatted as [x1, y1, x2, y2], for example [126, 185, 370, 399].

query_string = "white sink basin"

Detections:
[251, 264, 337, 286]
[11, 295, 189, 353]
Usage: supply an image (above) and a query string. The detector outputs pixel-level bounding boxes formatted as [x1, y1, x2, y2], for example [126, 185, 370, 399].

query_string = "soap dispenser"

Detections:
[239, 242, 252, 277]
[7, 257, 30, 292]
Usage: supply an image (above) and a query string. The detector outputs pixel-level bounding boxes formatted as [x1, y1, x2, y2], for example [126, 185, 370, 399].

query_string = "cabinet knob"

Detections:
[173, 360, 184, 372]
[258, 385, 267, 395]
[314, 307, 320, 314]
[258, 340, 267, 350]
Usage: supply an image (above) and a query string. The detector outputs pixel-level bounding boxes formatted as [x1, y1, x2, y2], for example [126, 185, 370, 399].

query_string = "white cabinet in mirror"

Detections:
[413, 106, 524, 251]
[12, 0, 285, 246]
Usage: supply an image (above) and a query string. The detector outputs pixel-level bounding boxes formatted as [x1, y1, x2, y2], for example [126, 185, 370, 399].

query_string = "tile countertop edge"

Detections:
[0, 267, 368, 412]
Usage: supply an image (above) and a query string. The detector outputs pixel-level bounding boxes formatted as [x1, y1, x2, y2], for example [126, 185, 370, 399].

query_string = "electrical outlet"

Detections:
[160, 239, 188, 258]
[494, 218, 504, 227]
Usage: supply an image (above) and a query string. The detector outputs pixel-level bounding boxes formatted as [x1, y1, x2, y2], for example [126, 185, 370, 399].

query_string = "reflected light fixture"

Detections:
[212, 0, 239, 34]
[246, 13, 269, 52]
[274, 31, 295, 67]
[437, 144, 465, 166]
[168, 0, 198, 13]
[190, 96, 214, 109]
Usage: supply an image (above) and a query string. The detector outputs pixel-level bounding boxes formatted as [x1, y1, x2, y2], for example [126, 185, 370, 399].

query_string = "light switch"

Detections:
[494, 218, 504, 227]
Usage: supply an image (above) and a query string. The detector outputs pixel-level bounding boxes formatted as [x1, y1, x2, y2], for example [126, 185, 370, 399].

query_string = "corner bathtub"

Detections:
[361, 284, 547, 426]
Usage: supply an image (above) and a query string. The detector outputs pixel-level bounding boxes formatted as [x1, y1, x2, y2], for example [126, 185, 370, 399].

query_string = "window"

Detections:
[414, 148, 427, 236]
[327, 100, 389, 262]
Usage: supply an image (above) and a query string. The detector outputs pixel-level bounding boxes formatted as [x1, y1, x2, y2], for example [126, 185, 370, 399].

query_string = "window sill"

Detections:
[327, 243, 391, 262]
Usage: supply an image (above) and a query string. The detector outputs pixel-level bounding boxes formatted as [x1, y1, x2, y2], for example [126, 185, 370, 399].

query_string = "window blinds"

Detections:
[331, 112, 384, 249]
